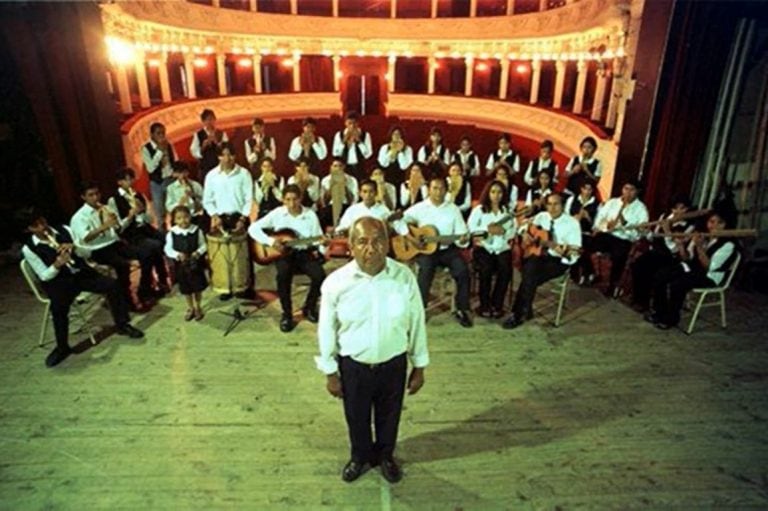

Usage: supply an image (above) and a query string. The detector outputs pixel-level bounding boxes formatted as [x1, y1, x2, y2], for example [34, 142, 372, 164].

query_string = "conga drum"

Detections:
[207, 232, 251, 295]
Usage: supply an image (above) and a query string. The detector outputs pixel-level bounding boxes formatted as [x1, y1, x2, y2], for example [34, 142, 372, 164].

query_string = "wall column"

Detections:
[252, 54, 263, 93]
[332, 55, 341, 91]
[591, 67, 608, 121]
[332, 0, 339, 17]
[390, 0, 396, 18]
[431, 0, 438, 18]
[292, 54, 301, 92]
[464, 56, 474, 96]
[216, 53, 227, 96]
[290, 0, 297, 14]
[553, 59, 566, 109]
[529, 58, 541, 104]
[507, 0, 514, 14]
[605, 58, 623, 128]
[499, 58, 510, 100]
[158, 52, 172, 103]
[183, 53, 197, 99]
[134, 51, 151, 109]
[539, 0, 547, 11]
[212, 0, 220, 6]
[428, 56, 437, 94]
[387, 55, 396, 92]
[249, 0, 257, 11]
[572, 59, 587, 114]
[470, 0, 478, 17]
[114, 65, 133, 114]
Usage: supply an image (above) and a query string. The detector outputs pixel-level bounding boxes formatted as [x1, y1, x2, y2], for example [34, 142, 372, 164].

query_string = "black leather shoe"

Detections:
[380, 458, 402, 483]
[302, 306, 319, 323]
[45, 346, 72, 368]
[117, 324, 144, 338]
[643, 312, 661, 324]
[280, 315, 296, 333]
[219, 293, 233, 301]
[454, 310, 473, 328]
[235, 288, 256, 300]
[502, 314, 523, 330]
[341, 460, 369, 483]
[655, 322, 673, 330]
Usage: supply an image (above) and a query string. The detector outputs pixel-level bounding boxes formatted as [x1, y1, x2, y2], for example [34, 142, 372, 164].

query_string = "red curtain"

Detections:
[299, 56, 334, 93]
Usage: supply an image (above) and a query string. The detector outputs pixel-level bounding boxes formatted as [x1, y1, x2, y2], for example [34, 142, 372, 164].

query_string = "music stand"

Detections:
[218, 299, 264, 337]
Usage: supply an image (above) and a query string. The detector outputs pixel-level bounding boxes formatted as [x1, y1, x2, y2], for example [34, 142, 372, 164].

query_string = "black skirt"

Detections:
[174, 257, 208, 294]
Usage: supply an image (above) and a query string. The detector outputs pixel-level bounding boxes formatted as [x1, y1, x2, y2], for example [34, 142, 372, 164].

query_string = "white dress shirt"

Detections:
[316, 258, 429, 375]
[332, 130, 373, 165]
[164, 225, 207, 260]
[530, 211, 582, 265]
[399, 183, 429, 208]
[454, 150, 481, 176]
[565, 156, 602, 179]
[165, 179, 204, 216]
[467, 205, 516, 254]
[108, 187, 150, 230]
[485, 150, 520, 174]
[336, 202, 393, 233]
[248, 205, 324, 251]
[288, 135, 328, 162]
[254, 176, 285, 205]
[287, 174, 321, 206]
[377, 143, 414, 171]
[525, 188, 553, 207]
[141, 140, 174, 180]
[244, 135, 277, 165]
[445, 180, 472, 213]
[403, 199, 468, 249]
[647, 213, 695, 252]
[593, 197, 650, 242]
[70, 203, 121, 252]
[379, 181, 398, 210]
[683, 239, 735, 286]
[524, 158, 559, 185]
[189, 129, 228, 160]
[202, 164, 254, 217]
[321, 173, 359, 206]
[416, 144, 452, 167]
[21, 227, 80, 282]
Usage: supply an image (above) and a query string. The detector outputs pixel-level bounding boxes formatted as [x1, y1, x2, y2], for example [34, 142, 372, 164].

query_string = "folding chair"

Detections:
[20, 260, 98, 347]
[685, 252, 742, 334]
[550, 272, 571, 327]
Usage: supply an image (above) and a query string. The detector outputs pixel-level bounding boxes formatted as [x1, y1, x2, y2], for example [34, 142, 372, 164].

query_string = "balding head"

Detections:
[349, 216, 388, 276]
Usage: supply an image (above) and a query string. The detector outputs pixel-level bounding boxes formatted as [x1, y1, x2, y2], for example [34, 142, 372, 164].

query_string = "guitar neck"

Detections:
[285, 235, 324, 247]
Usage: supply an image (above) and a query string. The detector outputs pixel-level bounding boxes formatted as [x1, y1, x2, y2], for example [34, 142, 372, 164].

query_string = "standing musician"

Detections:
[524, 171, 554, 216]
[445, 162, 472, 218]
[502, 193, 581, 329]
[320, 158, 359, 229]
[288, 117, 328, 177]
[165, 161, 205, 226]
[248, 184, 326, 333]
[376, 126, 414, 187]
[202, 141, 255, 300]
[21, 211, 144, 367]
[524, 140, 559, 187]
[646, 212, 737, 330]
[588, 180, 649, 297]
[467, 180, 517, 319]
[332, 111, 373, 183]
[564, 136, 602, 196]
[253, 157, 285, 219]
[141, 122, 175, 230]
[244, 117, 277, 175]
[287, 156, 321, 210]
[370, 168, 398, 211]
[630, 196, 694, 312]
[416, 127, 451, 179]
[492, 163, 520, 211]
[485, 133, 521, 176]
[336, 179, 403, 235]
[453, 135, 481, 177]
[564, 181, 601, 285]
[108, 167, 170, 302]
[402, 177, 473, 328]
[399, 163, 428, 208]
[190, 108, 228, 178]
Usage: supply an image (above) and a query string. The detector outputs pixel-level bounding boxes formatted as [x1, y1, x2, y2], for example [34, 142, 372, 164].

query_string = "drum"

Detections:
[207, 232, 251, 294]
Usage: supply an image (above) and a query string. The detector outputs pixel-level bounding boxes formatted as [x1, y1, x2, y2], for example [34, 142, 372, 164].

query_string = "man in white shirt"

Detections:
[502, 193, 582, 329]
[288, 117, 328, 177]
[588, 180, 650, 297]
[320, 158, 359, 229]
[190, 108, 228, 178]
[402, 177, 472, 327]
[140, 122, 175, 229]
[317, 216, 429, 483]
[332, 111, 373, 182]
[21, 211, 143, 367]
[248, 184, 326, 332]
[336, 180, 400, 235]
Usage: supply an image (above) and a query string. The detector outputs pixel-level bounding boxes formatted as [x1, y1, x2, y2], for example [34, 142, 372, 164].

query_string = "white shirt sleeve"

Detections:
[332, 132, 344, 157]
[405, 271, 429, 368]
[524, 161, 535, 186]
[202, 173, 216, 216]
[316, 279, 341, 374]
[141, 144, 164, 175]
[245, 139, 257, 165]
[288, 137, 302, 162]
[359, 132, 373, 160]
[314, 137, 328, 160]
[164, 231, 179, 259]
[240, 172, 254, 217]
[196, 229, 207, 257]
[190, 133, 202, 160]
[22, 244, 60, 282]
[247, 209, 278, 246]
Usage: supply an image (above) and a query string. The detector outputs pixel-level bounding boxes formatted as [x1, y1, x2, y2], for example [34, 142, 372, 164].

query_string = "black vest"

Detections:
[112, 191, 149, 238]
[197, 129, 222, 174]
[529, 187, 552, 214]
[420, 143, 448, 178]
[453, 151, 478, 174]
[247, 135, 274, 174]
[171, 229, 201, 255]
[692, 238, 738, 275]
[568, 195, 599, 232]
[257, 180, 283, 218]
[566, 156, 600, 194]
[450, 179, 469, 207]
[25, 229, 86, 281]
[491, 150, 517, 171]
[144, 142, 176, 183]
[340, 130, 369, 166]
[529, 158, 558, 183]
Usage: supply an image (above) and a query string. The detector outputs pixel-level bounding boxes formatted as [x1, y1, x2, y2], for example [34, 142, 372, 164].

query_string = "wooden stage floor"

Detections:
[1, 260, 767, 510]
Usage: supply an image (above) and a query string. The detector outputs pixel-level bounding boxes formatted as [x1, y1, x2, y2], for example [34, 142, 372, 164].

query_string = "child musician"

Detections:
[165, 206, 208, 321]
[564, 136, 602, 196]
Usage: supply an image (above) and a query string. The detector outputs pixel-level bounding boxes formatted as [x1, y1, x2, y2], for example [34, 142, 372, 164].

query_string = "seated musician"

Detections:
[492, 163, 520, 211]
[399, 163, 428, 208]
[332, 110, 373, 183]
[376, 126, 413, 187]
[502, 193, 581, 329]
[402, 176, 473, 328]
[319, 158, 358, 229]
[524, 140, 559, 187]
[453, 135, 481, 177]
[467, 180, 517, 319]
[445, 163, 472, 219]
[370, 167, 398, 211]
[416, 127, 451, 179]
[165, 161, 204, 227]
[631, 196, 694, 312]
[287, 156, 321, 210]
[108, 167, 170, 302]
[70, 181, 146, 312]
[202, 141, 255, 300]
[524, 171, 554, 216]
[564, 181, 601, 285]
[588, 180, 650, 297]
[22, 211, 143, 367]
[336, 179, 402, 235]
[254, 157, 285, 219]
[646, 212, 737, 330]
[248, 184, 326, 333]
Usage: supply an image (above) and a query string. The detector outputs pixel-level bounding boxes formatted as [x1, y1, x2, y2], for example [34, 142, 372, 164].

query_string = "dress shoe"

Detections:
[655, 322, 673, 330]
[235, 288, 256, 300]
[454, 310, 473, 328]
[184, 309, 195, 322]
[643, 312, 661, 324]
[502, 314, 523, 330]
[302, 306, 319, 323]
[116, 324, 144, 338]
[219, 293, 233, 301]
[341, 460, 369, 483]
[280, 314, 296, 333]
[380, 458, 402, 483]
[475, 306, 492, 319]
[45, 346, 72, 368]
[194, 308, 205, 321]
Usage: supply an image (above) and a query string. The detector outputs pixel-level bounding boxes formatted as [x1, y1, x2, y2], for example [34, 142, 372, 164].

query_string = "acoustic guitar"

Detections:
[391, 225, 486, 262]
[521, 225, 582, 259]
[251, 229, 328, 265]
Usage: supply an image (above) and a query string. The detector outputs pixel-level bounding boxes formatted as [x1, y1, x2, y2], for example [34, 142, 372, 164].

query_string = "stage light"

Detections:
[148, 59, 161, 68]
[515, 64, 529, 74]
[180, 45, 189, 53]
[232, 47, 242, 55]
[282, 58, 294, 67]
[355, 50, 367, 57]
[238, 58, 252, 68]
[336, 71, 343, 79]
[204, 46, 214, 54]
[321, 49, 333, 56]
[450, 51, 461, 59]
[403, 50, 413, 58]
[372, 50, 383, 57]
[106, 37, 136, 65]
[276, 48, 287, 56]
[434, 51, 445, 58]
[340, 50, 350, 57]
[193, 57, 208, 68]
[475, 62, 489, 72]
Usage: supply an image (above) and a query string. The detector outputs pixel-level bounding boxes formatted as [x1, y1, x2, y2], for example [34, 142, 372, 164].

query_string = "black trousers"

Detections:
[588, 233, 633, 287]
[42, 268, 130, 350]
[512, 255, 567, 318]
[573, 232, 595, 279]
[318, 204, 350, 230]
[125, 225, 168, 295]
[415, 246, 471, 311]
[274, 250, 325, 315]
[340, 353, 407, 464]
[89, 242, 135, 304]
[473, 247, 513, 310]
[651, 264, 715, 325]
[631, 249, 675, 308]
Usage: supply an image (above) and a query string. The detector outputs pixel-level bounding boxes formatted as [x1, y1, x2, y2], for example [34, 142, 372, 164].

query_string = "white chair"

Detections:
[685, 252, 741, 334]
[20, 260, 98, 347]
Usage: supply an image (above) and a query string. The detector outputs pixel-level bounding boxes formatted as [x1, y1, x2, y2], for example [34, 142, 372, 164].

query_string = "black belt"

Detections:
[341, 352, 406, 370]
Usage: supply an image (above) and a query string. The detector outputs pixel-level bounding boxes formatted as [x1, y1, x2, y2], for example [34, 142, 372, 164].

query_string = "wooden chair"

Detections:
[685, 252, 742, 334]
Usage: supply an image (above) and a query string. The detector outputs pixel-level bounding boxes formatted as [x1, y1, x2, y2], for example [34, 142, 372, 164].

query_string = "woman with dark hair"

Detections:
[467, 180, 516, 318]
[564, 136, 602, 196]
[399, 163, 429, 208]
[377, 125, 413, 187]
[492, 163, 519, 211]
[445, 162, 472, 218]
[524, 171, 554, 216]
[416, 127, 451, 179]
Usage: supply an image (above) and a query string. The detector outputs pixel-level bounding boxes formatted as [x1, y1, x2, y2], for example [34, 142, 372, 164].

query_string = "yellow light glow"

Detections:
[238, 58, 252, 68]
[106, 36, 136, 66]
[193, 57, 208, 68]
[475, 62, 489, 71]
[282, 58, 294, 67]
[148, 59, 161, 68]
